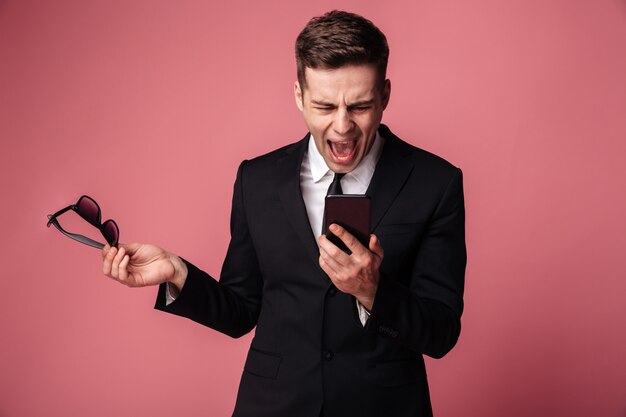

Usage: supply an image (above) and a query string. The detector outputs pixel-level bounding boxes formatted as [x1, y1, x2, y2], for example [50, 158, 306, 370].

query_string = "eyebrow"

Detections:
[311, 99, 375, 107]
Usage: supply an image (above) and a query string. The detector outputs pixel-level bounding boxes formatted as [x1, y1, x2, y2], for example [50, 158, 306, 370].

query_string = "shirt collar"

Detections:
[307, 131, 384, 185]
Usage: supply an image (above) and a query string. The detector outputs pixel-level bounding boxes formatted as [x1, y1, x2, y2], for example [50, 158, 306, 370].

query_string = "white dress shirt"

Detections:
[300, 132, 384, 326]
[168, 132, 385, 326]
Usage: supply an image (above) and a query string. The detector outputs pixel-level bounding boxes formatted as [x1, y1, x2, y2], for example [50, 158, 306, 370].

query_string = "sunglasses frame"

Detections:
[46, 195, 119, 249]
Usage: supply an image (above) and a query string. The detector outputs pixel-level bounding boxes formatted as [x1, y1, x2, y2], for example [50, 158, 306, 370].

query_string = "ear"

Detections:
[294, 81, 304, 111]
[381, 79, 391, 111]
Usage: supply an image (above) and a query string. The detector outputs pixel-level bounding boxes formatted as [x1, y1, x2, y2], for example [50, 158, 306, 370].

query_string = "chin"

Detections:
[331, 161, 357, 174]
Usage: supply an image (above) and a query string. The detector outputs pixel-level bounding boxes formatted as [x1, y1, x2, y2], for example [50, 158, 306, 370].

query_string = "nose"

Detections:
[333, 107, 353, 136]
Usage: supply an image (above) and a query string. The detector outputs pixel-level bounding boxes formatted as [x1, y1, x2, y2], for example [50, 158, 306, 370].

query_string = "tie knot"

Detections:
[327, 172, 345, 196]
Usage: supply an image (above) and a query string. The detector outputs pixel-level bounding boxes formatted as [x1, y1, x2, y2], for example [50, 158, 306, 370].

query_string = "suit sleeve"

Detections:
[367, 168, 466, 358]
[154, 161, 263, 338]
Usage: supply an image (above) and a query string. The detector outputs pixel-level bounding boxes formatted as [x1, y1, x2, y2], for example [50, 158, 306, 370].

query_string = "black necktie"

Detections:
[326, 172, 345, 196]
[322, 172, 345, 235]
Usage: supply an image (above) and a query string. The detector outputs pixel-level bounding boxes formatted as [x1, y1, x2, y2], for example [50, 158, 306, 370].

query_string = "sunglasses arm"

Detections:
[46, 216, 105, 249]
[46, 205, 75, 227]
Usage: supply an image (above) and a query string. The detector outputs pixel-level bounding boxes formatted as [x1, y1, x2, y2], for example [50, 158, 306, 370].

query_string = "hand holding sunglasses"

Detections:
[47, 195, 119, 249]
[101, 243, 187, 289]
[48, 196, 187, 289]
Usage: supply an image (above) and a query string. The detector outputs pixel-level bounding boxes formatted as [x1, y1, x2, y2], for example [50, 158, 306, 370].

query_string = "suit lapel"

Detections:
[367, 126, 414, 231]
[277, 135, 322, 266]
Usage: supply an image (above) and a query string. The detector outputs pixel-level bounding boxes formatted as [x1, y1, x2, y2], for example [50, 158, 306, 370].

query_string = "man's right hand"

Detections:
[101, 243, 188, 291]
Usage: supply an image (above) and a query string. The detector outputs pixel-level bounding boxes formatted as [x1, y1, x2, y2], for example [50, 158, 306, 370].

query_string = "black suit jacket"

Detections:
[155, 125, 466, 417]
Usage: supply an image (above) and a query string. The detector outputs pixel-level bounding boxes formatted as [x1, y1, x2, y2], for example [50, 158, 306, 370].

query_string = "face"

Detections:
[294, 64, 391, 173]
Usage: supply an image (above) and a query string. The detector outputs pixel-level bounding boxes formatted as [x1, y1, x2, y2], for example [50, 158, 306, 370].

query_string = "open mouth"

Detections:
[328, 139, 358, 163]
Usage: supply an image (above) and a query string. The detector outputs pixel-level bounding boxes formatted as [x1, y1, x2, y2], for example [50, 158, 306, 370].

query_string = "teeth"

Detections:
[330, 141, 355, 156]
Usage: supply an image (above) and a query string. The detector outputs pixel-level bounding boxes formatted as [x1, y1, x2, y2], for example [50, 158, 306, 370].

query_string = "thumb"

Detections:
[369, 234, 384, 259]
[120, 242, 141, 255]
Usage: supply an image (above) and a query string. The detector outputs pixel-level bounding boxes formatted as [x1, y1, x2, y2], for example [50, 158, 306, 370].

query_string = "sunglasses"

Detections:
[46, 195, 119, 249]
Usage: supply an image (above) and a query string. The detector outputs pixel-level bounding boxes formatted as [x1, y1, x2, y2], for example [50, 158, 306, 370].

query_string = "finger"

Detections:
[102, 246, 117, 277]
[118, 254, 130, 283]
[101, 244, 110, 261]
[318, 234, 349, 266]
[319, 249, 344, 282]
[110, 247, 126, 280]
[368, 234, 384, 259]
[319, 243, 344, 273]
[319, 254, 336, 277]
[329, 224, 366, 255]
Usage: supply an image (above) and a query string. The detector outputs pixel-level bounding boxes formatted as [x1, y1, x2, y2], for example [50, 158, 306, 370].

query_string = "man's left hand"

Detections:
[318, 224, 384, 311]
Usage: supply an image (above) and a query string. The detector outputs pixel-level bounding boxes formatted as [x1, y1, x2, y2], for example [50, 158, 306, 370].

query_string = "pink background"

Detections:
[1, 0, 625, 416]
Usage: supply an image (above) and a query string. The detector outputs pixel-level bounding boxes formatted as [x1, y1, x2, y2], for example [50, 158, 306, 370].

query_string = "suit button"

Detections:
[328, 286, 337, 296]
[323, 350, 334, 361]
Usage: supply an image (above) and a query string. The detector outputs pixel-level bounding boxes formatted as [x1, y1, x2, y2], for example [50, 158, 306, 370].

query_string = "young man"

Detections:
[102, 10, 466, 417]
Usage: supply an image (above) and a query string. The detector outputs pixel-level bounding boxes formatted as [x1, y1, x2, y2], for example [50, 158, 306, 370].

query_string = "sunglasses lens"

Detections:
[77, 196, 100, 226]
[102, 220, 119, 246]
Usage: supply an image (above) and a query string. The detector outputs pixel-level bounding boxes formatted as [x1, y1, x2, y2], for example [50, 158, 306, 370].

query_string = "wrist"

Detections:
[357, 280, 379, 312]
[357, 296, 374, 312]
[167, 253, 188, 292]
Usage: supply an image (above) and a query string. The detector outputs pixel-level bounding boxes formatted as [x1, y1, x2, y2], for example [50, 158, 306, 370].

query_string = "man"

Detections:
[102, 10, 466, 417]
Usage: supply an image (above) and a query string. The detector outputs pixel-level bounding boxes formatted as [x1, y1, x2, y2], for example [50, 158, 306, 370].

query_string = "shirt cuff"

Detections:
[165, 282, 178, 306]
[356, 299, 371, 326]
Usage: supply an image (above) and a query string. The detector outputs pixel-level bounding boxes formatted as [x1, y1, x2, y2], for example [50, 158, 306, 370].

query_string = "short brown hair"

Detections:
[295, 10, 389, 90]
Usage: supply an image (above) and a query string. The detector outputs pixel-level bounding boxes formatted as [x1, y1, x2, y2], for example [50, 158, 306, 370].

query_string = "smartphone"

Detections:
[323, 194, 371, 254]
